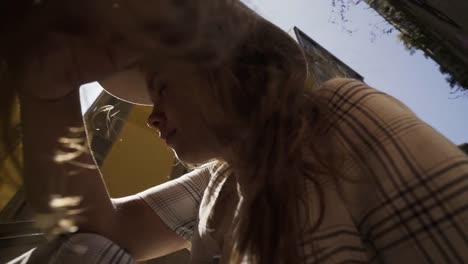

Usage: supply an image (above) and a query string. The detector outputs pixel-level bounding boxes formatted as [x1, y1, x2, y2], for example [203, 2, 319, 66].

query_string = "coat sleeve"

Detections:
[6, 168, 211, 264]
[137, 167, 211, 242]
[316, 78, 468, 263]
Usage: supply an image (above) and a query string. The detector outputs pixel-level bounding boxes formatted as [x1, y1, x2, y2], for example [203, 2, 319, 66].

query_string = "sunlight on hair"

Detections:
[53, 127, 97, 169]
[35, 195, 83, 238]
[68, 127, 86, 133]
[49, 195, 82, 208]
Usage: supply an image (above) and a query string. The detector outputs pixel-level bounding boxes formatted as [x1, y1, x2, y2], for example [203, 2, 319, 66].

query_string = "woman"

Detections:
[3, 1, 468, 263]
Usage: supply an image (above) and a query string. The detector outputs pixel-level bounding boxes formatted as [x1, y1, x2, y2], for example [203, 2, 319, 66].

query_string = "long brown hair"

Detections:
[0, 1, 337, 261]
[191, 13, 337, 263]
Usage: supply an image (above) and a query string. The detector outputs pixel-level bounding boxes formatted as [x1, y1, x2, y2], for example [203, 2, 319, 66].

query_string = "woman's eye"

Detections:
[147, 73, 158, 92]
[158, 83, 168, 97]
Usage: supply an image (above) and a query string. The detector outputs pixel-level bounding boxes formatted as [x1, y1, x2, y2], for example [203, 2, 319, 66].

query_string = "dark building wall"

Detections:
[365, 0, 468, 89]
[289, 27, 364, 85]
[459, 143, 468, 155]
[374, 0, 468, 64]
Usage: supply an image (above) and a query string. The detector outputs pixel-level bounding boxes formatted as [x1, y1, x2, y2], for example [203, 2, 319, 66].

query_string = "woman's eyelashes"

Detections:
[147, 73, 168, 101]
[158, 83, 168, 97]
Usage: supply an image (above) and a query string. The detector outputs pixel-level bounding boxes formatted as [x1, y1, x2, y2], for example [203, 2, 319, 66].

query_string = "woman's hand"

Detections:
[13, 31, 144, 100]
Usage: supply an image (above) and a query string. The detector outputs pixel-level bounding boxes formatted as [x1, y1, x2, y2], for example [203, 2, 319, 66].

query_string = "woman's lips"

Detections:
[160, 129, 177, 144]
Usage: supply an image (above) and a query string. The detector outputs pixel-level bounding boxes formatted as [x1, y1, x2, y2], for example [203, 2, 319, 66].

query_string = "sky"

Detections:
[240, 0, 467, 145]
[81, 0, 468, 144]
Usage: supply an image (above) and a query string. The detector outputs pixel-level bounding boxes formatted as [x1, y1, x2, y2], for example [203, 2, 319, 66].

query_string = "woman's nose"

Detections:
[147, 108, 167, 130]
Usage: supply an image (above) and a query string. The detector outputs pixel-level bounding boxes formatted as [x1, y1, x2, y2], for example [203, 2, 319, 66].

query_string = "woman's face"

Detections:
[143, 62, 221, 164]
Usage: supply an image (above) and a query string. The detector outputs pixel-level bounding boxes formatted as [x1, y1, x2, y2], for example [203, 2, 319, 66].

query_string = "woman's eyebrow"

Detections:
[137, 62, 158, 76]
[139, 64, 160, 91]
[147, 72, 159, 91]
[137, 62, 147, 74]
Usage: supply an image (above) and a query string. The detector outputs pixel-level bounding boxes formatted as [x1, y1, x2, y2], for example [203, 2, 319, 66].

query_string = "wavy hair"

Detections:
[0, 1, 337, 261]
[190, 12, 338, 263]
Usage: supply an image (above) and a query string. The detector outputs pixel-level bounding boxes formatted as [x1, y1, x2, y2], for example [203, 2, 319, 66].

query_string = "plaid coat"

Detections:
[140, 78, 468, 263]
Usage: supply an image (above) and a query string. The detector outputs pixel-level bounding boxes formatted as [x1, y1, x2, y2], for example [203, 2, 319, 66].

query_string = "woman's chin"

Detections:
[172, 148, 215, 165]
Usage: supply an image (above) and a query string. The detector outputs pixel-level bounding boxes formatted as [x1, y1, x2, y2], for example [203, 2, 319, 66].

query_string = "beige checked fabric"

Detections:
[294, 78, 468, 263]
[138, 166, 213, 242]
